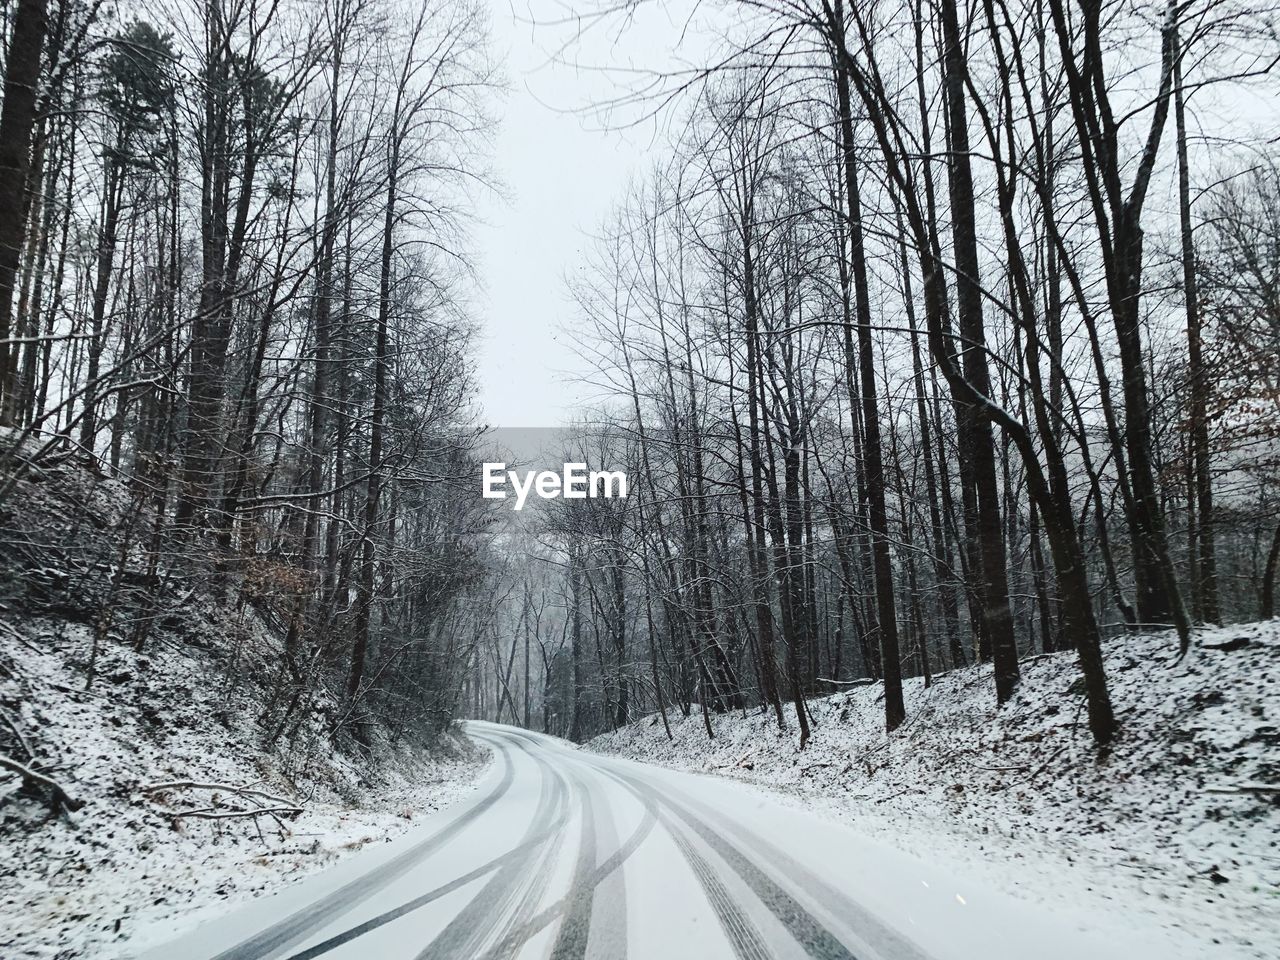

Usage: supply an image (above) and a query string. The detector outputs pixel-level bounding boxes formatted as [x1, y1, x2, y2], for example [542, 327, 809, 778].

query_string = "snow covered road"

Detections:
[138, 722, 1220, 960]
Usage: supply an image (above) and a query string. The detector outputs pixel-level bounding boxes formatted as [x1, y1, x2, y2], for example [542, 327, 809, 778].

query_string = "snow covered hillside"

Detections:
[587, 622, 1280, 957]
[0, 619, 489, 959]
[0, 611, 491, 960]
[0, 455, 490, 959]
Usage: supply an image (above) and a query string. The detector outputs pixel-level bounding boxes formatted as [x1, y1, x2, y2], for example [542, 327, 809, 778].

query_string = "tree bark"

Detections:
[832, 37, 905, 730]
[1173, 25, 1219, 624]
[0, 0, 50, 425]
[937, 0, 1020, 701]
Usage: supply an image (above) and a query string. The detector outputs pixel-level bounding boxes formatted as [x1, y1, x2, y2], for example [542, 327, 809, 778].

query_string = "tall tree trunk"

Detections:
[727, 293, 784, 725]
[569, 547, 585, 741]
[755, 325, 811, 747]
[348, 129, 396, 704]
[1173, 25, 1218, 624]
[938, 0, 1020, 702]
[1261, 523, 1280, 621]
[832, 23, 905, 730]
[0, 0, 49, 425]
[79, 161, 125, 454]
[896, 201, 963, 668]
[1045, 0, 1189, 650]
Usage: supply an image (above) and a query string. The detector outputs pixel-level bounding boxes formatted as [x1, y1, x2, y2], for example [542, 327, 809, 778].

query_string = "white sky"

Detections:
[471, 2, 627, 429]
[472, 0, 713, 428]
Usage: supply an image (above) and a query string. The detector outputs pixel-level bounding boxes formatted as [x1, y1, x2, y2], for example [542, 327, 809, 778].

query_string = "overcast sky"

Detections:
[471, 2, 626, 429]
[472, 0, 712, 429]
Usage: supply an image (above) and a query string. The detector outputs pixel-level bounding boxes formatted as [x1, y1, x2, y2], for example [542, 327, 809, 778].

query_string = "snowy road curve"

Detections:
[141, 722, 1192, 960]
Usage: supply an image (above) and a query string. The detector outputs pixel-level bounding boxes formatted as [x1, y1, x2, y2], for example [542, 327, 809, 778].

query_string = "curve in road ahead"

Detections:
[139, 722, 1206, 960]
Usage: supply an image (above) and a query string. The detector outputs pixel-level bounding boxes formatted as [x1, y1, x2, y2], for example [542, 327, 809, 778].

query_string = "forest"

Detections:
[1, 0, 1278, 770]
[467, 0, 1280, 750]
[0, 0, 508, 758]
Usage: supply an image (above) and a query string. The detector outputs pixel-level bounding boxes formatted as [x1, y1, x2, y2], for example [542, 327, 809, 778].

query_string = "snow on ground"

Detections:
[587, 621, 1280, 958]
[0, 448, 491, 958]
[0, 622, 491, 960]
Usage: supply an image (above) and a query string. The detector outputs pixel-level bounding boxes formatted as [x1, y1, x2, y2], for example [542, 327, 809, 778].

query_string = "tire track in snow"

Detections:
[280, 731, 575, 960]
[210, 742, 519, 960]
[584, 756, 773, 960]
[660, 809, 772, 960]
[596, 760, 859, 960]
[548, 777, 598, 960]
[671, 785, 934, 960]
[582, 770, 626, 960]
[279, 820, 566, 960]
[482, 767, 571, 960]
[294, 726, 637, 960]
[467, 749, 660, 960]
[415, 738, 569, 960]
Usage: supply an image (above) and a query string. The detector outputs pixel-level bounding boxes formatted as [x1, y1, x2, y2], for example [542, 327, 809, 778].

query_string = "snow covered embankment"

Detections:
[0, 444, 492, 958]
[588, 622, 1280, 957]
[0, 626, 489, 960]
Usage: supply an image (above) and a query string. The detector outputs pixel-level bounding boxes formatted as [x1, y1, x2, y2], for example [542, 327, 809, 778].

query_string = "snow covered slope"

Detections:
[0, 619, 489, 959]
[587, 622, 1280, 957]
[0, 454, 490, 959]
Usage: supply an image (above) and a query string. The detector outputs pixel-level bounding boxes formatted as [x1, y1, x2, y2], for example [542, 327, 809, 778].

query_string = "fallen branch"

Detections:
[1205, 783, 1280, 796]
[0, 619, 43, 654]
[0, 752, 83, 814]
[1028, 744, 1068, 781]
[173, 805, 303, 821]
[142, 778, 305, 835]
[710, 749, 756, 771]
[874, 787, 918, 805]
[969, 762, 1031, 773]
[141, 780, 295, 808]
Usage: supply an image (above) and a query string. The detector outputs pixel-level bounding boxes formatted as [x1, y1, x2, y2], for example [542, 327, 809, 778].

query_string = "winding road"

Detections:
[140, 722, 1191, 960]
